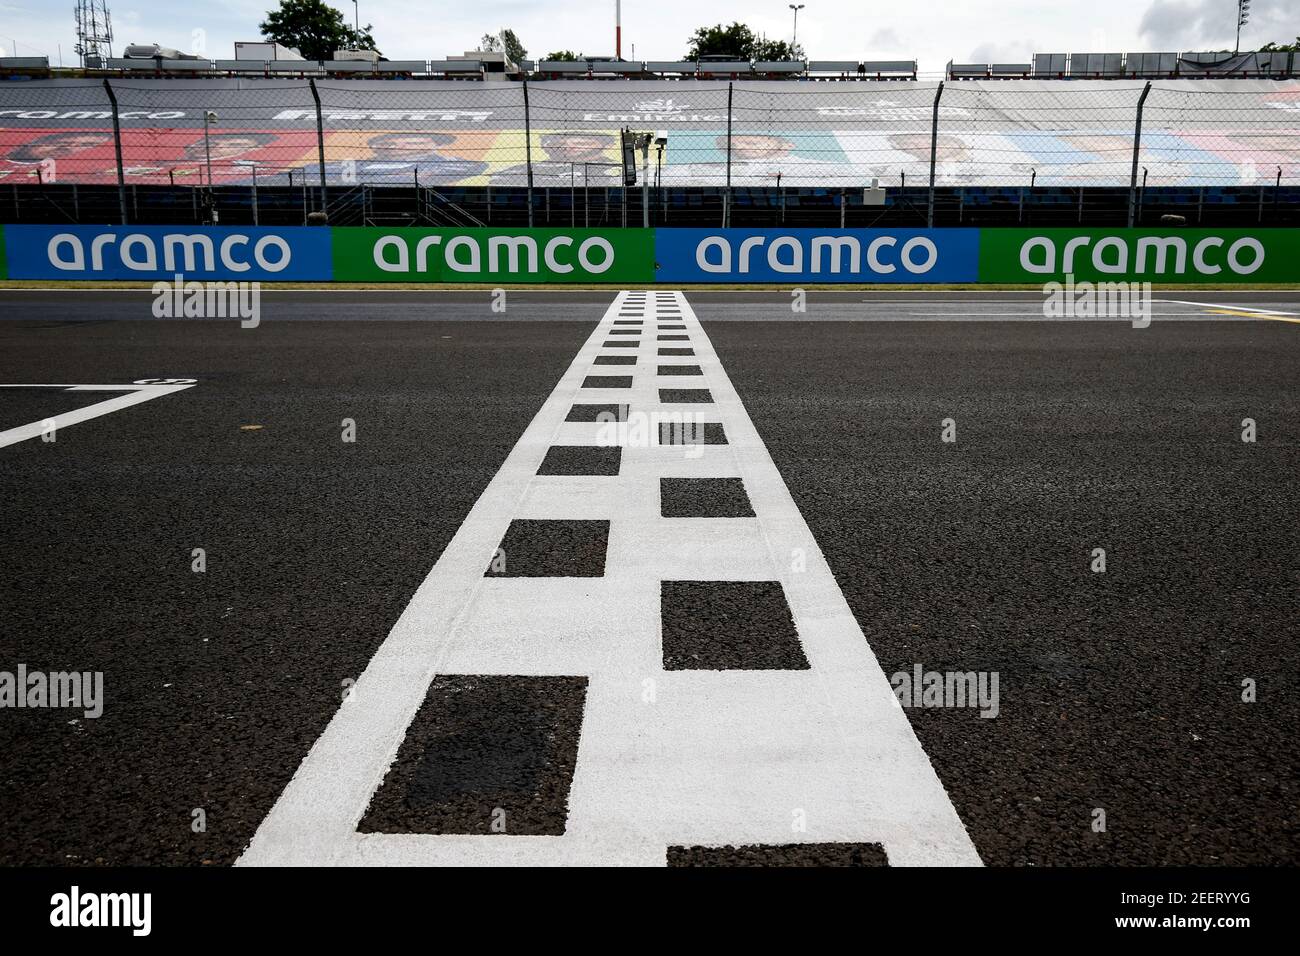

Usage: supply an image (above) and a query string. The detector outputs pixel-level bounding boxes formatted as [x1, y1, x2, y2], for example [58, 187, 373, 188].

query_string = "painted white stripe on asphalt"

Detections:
[903, 311, 1226, 318]
[1158, 299, 1300, 316]
[0, 383, 195, 449]
[239, 291, 980, 867]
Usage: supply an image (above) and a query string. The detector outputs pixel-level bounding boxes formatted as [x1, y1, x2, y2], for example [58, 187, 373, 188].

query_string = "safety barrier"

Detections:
[1, 225, 1296, 284]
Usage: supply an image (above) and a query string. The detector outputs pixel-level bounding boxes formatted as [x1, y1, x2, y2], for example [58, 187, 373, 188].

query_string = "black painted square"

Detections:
[660, 477, 754, 518]
[659, 421, 726, 444]
[583, 375, 633, 388]
[658, 388, 713, 403]
[658, 334, 690, 341]
[660, 580, 807, 670]
[359, 675, 587, 836]
[602, 340, 639, 348]
[658, 364, 703, 376]
[659, 347, 695, 356]
[667, 843, 888, 866]
[565, 403, 629, 423]
[594, 355, 636, 366]
[486, 518, 609, 577]
[538, 445, 621, 476]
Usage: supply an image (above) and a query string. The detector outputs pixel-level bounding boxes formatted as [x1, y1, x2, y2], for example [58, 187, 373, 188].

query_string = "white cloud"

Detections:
[1139, 0, 1296, 52]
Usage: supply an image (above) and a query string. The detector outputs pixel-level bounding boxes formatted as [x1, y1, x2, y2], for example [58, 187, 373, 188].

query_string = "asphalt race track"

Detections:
[0, 289, 1297, 867]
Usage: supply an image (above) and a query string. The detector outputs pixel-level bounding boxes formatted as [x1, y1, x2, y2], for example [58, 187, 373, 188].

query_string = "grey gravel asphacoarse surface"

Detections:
[0, 291, 1297, 867]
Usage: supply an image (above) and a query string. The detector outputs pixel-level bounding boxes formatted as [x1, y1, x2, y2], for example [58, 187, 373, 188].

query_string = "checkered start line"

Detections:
[238, 290, 981, 867]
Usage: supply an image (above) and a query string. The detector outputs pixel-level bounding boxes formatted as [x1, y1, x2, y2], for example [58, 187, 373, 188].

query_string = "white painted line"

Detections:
[239, 291, 980, 868]
[902, 311, 1221, 317]
[0, 382, 196, 449]
[1157, 299, 1300, 316]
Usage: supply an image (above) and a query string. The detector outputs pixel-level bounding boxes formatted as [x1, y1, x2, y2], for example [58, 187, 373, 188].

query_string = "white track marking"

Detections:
[1158, 299, 1300, 316]
[239, 291, 980, 868]
[0, 383, 196, 449]
[902, 311, 1223, 318]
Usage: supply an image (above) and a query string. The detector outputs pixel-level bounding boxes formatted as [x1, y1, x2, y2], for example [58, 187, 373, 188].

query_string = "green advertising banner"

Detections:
[331, 227, 656, 283]
[0, 226, 7, 281]
[979, 228, 1300, 284]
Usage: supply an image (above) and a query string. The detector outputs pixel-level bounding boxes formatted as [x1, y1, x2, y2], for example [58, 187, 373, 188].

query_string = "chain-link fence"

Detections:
[1, 77, 1297, 227]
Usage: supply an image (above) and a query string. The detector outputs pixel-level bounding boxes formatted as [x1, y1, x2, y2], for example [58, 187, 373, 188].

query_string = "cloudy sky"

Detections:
[0, 0, 1295, 71]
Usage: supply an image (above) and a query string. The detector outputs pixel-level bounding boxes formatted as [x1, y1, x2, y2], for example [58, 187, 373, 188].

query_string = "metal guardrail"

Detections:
[5, 182, 1298, 230]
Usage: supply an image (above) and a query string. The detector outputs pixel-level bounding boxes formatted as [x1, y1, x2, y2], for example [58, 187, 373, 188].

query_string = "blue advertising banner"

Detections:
[654, 228, 981, 283]
[3, 225, 333, 280]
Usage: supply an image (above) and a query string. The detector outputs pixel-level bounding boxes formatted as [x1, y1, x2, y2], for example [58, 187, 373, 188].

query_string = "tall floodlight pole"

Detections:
[789, 4, 805, 54]
[353, 1, 359, 33]
[616, 1, 622, 59]
[1235, 0, 1250, 55]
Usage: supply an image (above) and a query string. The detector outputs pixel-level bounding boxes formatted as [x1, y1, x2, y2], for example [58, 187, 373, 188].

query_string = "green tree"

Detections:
[1259, 37, 1300, 52]
[500, 29, 527, 64]
[685, 22, 803, 61]
[261, 0, 377, 60]
[687, 22, 754, 59]
[753, 37, 802, 61]
[480, 30, 527, 63]
[544, 50, 584, 61]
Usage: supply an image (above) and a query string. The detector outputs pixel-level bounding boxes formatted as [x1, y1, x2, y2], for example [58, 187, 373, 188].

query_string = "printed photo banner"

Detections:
[1, 125, 1297, 187]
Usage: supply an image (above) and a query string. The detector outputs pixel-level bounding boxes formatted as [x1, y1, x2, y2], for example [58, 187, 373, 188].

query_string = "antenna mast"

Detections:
[74, 0, 115, 66]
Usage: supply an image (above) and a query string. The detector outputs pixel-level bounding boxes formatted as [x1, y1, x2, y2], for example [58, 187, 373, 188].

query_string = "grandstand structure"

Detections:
[0, 51, 1296, 229]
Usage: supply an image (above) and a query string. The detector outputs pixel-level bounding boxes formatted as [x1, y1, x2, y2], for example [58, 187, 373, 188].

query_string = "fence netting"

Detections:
[0, 77, 1296, 225]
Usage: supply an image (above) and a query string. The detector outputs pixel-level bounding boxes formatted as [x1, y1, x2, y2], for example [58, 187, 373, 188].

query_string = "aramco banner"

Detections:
[654, 228, 980, 283]
[0, 225, 1296, 284]
[978, 229, 1300, 284]
[2, 225, 331, 280]
[331, 228, 655, 283]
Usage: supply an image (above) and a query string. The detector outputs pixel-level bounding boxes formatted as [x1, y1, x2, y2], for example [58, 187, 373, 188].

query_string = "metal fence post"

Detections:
[523, 78, 534, 228]
[309, 79, 327, 218]
[927, 81, 944, 228]
[724, 82, 733, 228]
[102, 79, 128, 225]
[641, 140, 650, 228]
[1128, 81, 1152, 228]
